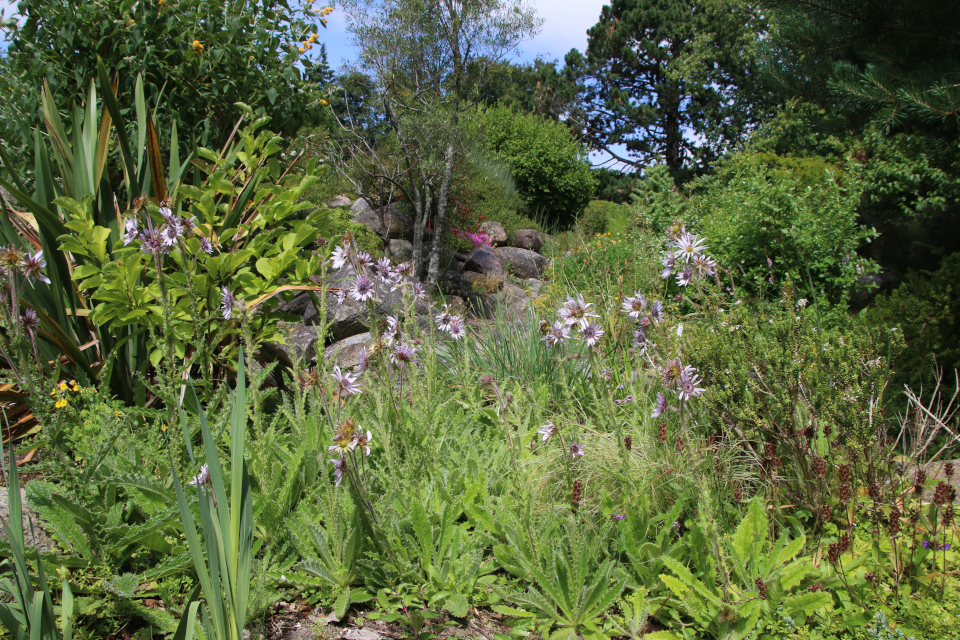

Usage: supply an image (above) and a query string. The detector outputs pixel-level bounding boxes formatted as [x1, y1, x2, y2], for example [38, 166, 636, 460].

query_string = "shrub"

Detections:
[475, 105, 595, 229]
[576, 200, 633, 236]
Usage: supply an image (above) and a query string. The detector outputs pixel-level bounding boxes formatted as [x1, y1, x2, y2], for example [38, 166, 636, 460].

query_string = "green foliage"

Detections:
[0, 0, 329, 164]
[688, 151, 878, 305]
[475, 105, 595, 229]
[576, 200, 633, 236]
[866, 253, 960, 399]
[568, 0, 769, 174]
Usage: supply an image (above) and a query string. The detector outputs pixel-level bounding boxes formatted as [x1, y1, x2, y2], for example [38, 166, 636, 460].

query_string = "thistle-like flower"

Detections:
[447, 316, 465, 340]
[558, 294, 598, 329]
[542, 321, 570, 347]
[330, 457, 345, 487]
[538, 422, 558, 441]
[390, 342, 417, 369]
[199, 237, 214, 254]
[413, 282, 427, 300]
[660, 251, 678, 279]
[220, 287, 237, 320]
[372, 257, 393, 281]
[331, 243, 351, 269]
[570, 443, 586, 458]
[353, 429, 373, 456]
[675, 264, 693, 287]
[329, 419, 359, 457]
[188, 463, 211, 487]
[693, 253, 717, 278]
[356, 346, 370, 374]
[621, 292, 647, 318]
[677, 368, 705, 401]
[122, 218, 140, 245]
[651, 392, 676, 419]
[21, 250, 50, 285]
[20, 309, 39, 331]
[354, 250, 372, 271]
[349, 275, 375, 302]
[331, 366, 361, 396]
[649, 300, 664, 326]
[580, 322, 604, 347]
[672, 232, 707, 262]
[435, 305, 454, 331]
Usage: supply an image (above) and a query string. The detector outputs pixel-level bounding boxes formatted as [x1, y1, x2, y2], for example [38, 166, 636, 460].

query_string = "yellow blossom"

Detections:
[58, 381, 67, 391]
[319, 98, 329, 106]
[161, 423, 168, 432]
[192, 39, 203, 52]
[55, 399, 67, 409]
[321, 17, 328, 24]
[298, 46, 306, 53]
[324, 6, 333, 14]
[309, 33, 318, 43]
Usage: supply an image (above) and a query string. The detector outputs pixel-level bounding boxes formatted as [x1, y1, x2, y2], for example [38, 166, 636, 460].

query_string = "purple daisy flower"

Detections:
[188, 463, 211, 487]
[350, 275, 375, 302]
[331, 366, 361, 396]
[330, 458, 345, 487]
[570, 443, 585, 458]
[122, 218, 140, 246]
[331, 243, 351, 269]
[676, 265, 693, 287]
[651, 392, 677, 418]
[220, 287, 237, 320]
[21, 250, 50, 285]
[353, 429, 373, 456]
[20, 309, 39, 331]
[538, 422, 558, 441]
[677, 369, 705, 401]
[413, 282, 427, 300]
[543, 321, 570, 348]
[660, 251, 678, 279]
[649, 301, 664, 326]
[199, 237, 214, 255]
[447, 316, 465, 340]
[390, 342, 417, 369]
[621, 292, 647, 319]
[357, 346, 370, 374]
[581, 322, 604, 347]
[672, 232, 707, 262]
[558, 294, 598, 329]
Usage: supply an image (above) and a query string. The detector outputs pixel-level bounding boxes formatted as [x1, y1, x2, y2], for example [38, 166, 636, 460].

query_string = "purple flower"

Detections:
[580, 322, 604, 347]
[354, 429, 373, 456]
[570, 443, 586, 458]
[354, 250, 372, 271]
[122, 218, 140, 246]
[558, 294, 598, 329]
[331, 366, 361, 396]
[660, 251, 678, 279]
[538, 422, 558, 442]
[220, 287, 237, 320]
[676, 265, 693, 287]
[447, 316, 465, 340]
[357, 347, 370, 374]
[672, 232, 707, 263]
[435, 305, 454, 331]
[188, 463, 211, 487]
[390, 342, 417, 369]
[331, 243, 351, 269]
[20, 309, 39, 331]
[652, 392, 676, 419]
[372, 257, 393, 280]
[395, 262, 413, 276]
[693, 253, 717, 277]
[621, 292, 647, 319]
[612, 513, 626, 521]
[543, 321, 570, 348]
[199, 237, 214, 254]
[21, 250, 50, 285]
[349, 275, 375, 302]
[330, 458, 345, 487]
[649, 301, 663, 326]
[138, 227, 165, 256]
[413, 282, 427, 300]
[677, 368, 705, 401]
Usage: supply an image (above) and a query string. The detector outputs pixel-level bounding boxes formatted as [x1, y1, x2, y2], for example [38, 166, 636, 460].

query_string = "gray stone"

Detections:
[280, 323, 322, 362]
[464, 246, 505, 276]
[439, 270, 473, 299]
[495, 247, 548, 280]
[351, 204, 413, 240]
[325, 195, 352, 208]
[480, 221, 508, 246]
[511, 228, 544, 253]
[324, 333, 374, 370]
[499, 282, 531, 320]
[463, 271, 504, 294]
[526, 278, 545, 299]
[388, 239, 413, 263]
[0, 486, 57, 554]
[350, 197, 375, 218]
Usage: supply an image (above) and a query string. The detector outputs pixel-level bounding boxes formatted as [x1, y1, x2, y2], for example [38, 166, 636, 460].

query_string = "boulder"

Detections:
[511, 228, 544, 253]
[388, 239, 413, 263]
[464, 246, 505, 276]
[326, 195, 352, 208]
[280, 323, 321, 362]
[439, 270, 473, 299]
[495, 247, 548, 280]
[324, 332, 374, 370]
[463, 271, 504, 294]
[526, 278, 545, 299]
[480, 221, 508, 247]
[499, 282, 531, 320]
[350, 197, 375, 218]
[352, 203, 413, 240]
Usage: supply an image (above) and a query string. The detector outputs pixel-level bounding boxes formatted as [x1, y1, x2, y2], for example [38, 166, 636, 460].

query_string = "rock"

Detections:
[464, 246, 505, 276]
[325, 194, 352, 208]
[324, 332, 374, 370]
[511, 228, 544, 253]
[350, 197, 375, 218]
[0, 487, 57, 554]
[480, 221, 508, 246]
[439, 270, 473, 299]
[352, 203, 413, 240]
[388, 239, 413, 263]
[526, 278, 545, 299]
[280, 323, 322, 362]
[441, 295, 467, 315]
[499, 282, 531, 320]
[463, 271, 504, 294]
[495, 247, 548, 280]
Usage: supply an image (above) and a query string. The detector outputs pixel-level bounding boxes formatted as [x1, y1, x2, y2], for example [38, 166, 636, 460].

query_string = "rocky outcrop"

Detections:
[387, 239, 413, 263]
[511, 228, 544, 253]
[325, 332, 374, 370]
[325, 195, 352, 208]
[480, 221, 508, 247]
[351, 201, 413, 240]
[464, 246, 505, 276]
[494, 247, 548, 280]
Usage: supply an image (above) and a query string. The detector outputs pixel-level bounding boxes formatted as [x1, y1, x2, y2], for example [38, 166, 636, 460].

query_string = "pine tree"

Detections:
[762, 0, 960, 134]
[567, 0, 768, 176]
